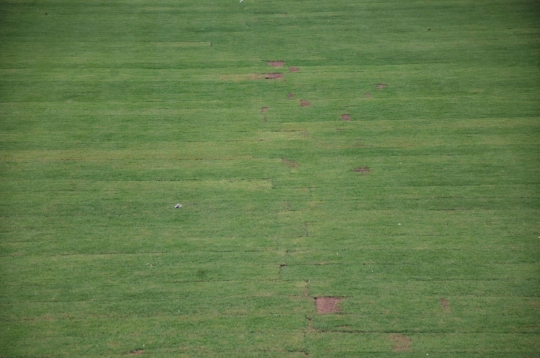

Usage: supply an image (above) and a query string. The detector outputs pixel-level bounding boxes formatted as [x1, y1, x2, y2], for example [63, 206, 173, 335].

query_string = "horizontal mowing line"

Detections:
[0, 249, 535, 256]
[2, 294, 539, 307]
[0, 250, 279, 257]
[311, 329, 540, 335]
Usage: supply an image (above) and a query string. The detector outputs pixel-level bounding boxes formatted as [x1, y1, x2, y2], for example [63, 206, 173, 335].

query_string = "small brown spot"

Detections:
[376, 84, 387, 89]
[282, 158, 299, 168]
[129, 349, 144, 355]
[315, 297, 341, 314]
[268, 61, 285, 67]
[264, 73, 283, 79]
[261, 107, 269, 113]
[441, 298, 451, 313]
[354, 167, 370, 173]
[341, 114, 351, 121]
[391, 334, 411, 352]
[300, 99, 311, 107]
[365, 93, 371, 98]
[288, 93, 294, 98]
[263, 117, 268, 123]
[289, 67, 299, 72]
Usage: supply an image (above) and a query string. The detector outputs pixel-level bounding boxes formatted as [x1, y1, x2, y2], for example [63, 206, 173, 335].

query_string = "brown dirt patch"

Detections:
[315, 297, 341, 314]
[261, 107, 269, 113]
[288, 92, 294, 98]
[354, 167, 370, 173]
[265, 73, 283, 79]
[441, 298, 451, 313]
[392, 335, 411, 352]
[376, 84, 387, 89]
[365, 93, 371, 98]
[129, 349, 144, 355]
[341, 114, 351, 121]
[268, 61, 285, 67]
[282, 158, 299, 168]
[263, 117, 268, 123]
[300, 99, 311, 107]
[289, 67, 300, 72]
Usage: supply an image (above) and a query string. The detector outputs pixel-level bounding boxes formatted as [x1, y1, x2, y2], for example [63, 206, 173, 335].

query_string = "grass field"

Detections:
[1, 0, 539, 356]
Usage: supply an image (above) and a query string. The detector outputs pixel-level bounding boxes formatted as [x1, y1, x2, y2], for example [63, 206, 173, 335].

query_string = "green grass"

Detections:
[1, 0, 539, 356]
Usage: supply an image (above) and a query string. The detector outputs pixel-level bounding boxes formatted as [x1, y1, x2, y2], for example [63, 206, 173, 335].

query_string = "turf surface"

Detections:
[1, 0, 539, 356]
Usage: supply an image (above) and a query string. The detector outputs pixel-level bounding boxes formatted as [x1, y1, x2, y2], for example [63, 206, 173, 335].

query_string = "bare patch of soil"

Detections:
[263, 117, 268, 123]
[265, 73, 283, 79]
[341, 114, 351, 121]
[300, 99, 311, 107]
[441, 298, 451, 313]
[268, 61, 285, 67]
[365, 93, 371, 98]
[354, 167, 371, 173]
[288, 93, 294, 98]
[129, 349, 144, 355]
[282, 158, 299, 168]
[315, 297, 341, 314]
[261, 107, 269, 113]
[376, 84, 387, 89]
[391, 335, 411, 352]
[289, 67, 300, 72]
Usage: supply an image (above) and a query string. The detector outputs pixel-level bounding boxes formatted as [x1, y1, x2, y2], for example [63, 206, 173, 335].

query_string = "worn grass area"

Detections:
[1, 0, 539, 356]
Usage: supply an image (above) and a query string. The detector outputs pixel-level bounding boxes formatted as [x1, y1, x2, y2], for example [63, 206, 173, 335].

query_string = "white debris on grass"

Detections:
[175, 204, 182, 208]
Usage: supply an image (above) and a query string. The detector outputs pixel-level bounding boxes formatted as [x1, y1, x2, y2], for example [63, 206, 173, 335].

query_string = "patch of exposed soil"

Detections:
[265, 73, 283, 79]
[288, 93, 294, 98]
[261, 107, 269, 113]
[392, 335, 411, 352]
[263, 117, 268, 123]
[282, 158, 299, 168]
[315, 297, 341, 314]
[300, 99, 311, 107]
[365, 93, 371, 98]
[441, 298, 451, 313]
[268, 61, 285, 67]
[289, 67, 300, 72]
[354, 167, 371, 173]
[376, 84, 387, 89]
[129, 349, 144, 355]
[341, 114, 351, 121]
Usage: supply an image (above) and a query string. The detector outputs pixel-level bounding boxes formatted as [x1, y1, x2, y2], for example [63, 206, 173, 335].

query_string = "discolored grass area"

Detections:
[0, 0, 539, 357]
